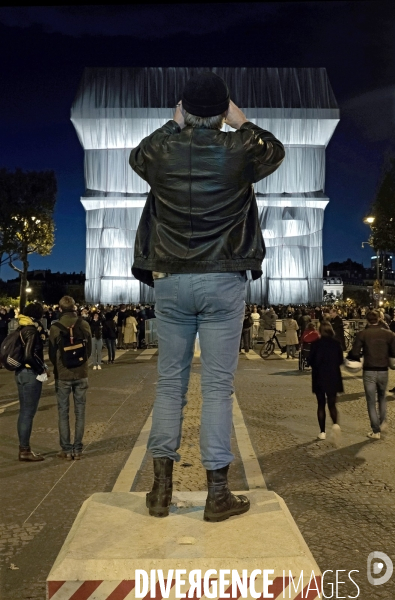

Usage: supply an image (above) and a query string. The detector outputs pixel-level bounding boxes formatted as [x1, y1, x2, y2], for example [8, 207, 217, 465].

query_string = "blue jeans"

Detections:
[148, 272, 246, 470]
[105, 338, 116, 362]
[15, 369, 42, 447]
[363, 370, 388, 433]
[55, 379, 88, 453]
[92, 338, 103, 366]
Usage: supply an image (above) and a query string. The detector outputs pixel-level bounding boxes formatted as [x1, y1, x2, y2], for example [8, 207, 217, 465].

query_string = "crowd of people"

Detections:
[1, 298, 395, 471]
[0, 302, 156, 369]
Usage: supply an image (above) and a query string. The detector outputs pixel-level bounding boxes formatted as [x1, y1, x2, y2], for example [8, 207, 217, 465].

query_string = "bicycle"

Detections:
[260, 329, 285, 359]
[344, 329, 356, 351]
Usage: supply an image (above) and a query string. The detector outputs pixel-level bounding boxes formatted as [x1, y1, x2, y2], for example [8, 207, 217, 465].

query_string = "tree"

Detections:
[0, 168, 57, 311]
[369, 157, 395, 261]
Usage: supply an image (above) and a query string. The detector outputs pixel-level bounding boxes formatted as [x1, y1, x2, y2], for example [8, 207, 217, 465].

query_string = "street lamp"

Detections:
[363, 216, 375, 224]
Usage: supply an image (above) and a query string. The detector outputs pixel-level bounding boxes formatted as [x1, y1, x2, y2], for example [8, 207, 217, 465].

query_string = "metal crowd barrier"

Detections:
[145, 318, 158, 347]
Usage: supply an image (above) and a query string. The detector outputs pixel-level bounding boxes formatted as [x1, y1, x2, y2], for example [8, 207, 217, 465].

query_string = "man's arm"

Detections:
[80, 319, 92, 358]
[225, 101, 285, 183]
[349, 331, 364, 361]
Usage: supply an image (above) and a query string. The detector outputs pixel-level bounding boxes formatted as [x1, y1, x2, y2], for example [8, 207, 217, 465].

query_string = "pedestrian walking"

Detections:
[240, 307, 253, 353]
[49, 296, 92, 460]
[284, 313, 299, 358]
[90, 312, 103, 370]
[102, 313, 117, 363]
[329, 308, 346, 351]
[348, 310, 395, 439]
[129, 71, 284, 521]
[250, 306, 260, 341]
[262, 307, 277, 343]
[123, 313, 138, 350]
[116, 305, 127, 349]
[13, 303, 49, 461]
[309, 322, 343, 444]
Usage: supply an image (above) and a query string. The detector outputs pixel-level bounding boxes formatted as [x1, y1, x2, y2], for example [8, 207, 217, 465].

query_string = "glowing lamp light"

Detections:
[26, 287, 32, 293]
[364, 216, 375, 224]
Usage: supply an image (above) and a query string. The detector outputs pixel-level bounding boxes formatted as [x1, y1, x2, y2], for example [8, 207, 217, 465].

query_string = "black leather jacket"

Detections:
[130, 120, 285, 286]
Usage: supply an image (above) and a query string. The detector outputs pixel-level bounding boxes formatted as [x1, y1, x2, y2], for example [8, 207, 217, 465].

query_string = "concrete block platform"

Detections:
[47, 491, 321, 600]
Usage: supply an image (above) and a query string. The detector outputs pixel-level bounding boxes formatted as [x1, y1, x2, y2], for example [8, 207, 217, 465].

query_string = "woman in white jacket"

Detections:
[284, 312, 299, 359]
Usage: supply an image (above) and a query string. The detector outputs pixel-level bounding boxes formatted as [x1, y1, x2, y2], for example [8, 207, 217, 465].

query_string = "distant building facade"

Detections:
[6, 270, 85, 304]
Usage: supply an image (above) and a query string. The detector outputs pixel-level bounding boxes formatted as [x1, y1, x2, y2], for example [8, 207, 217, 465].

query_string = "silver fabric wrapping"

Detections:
[72, 68, 339, 304]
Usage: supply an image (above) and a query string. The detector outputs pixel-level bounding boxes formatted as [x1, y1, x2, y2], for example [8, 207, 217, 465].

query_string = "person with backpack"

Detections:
[49, 296, 92, 461]
[10, 303, 48, 461]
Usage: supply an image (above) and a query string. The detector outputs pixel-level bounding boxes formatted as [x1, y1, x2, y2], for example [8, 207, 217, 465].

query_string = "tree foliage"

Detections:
[0, 168, 57, 310]
[369, 157, 395, 252]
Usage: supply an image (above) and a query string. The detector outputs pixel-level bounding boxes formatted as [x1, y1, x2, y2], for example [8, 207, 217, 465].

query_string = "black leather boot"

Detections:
[146, 457, 173, 517]
[204, 465, 250, 522]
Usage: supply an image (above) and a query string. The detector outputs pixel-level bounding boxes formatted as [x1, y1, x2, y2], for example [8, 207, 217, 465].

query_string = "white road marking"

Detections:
[245, 350, 261, 360]
[23, 374, 149, 523]
[112, 390, 267, 492]
[135, 348, 158, 361]
[233, 393, 267, 489]
[0, 400, 19, 414]
[112, 412, 153, 492]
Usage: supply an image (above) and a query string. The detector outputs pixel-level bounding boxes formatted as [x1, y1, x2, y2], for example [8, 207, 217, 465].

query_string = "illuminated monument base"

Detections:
[72, 68, 339, 305]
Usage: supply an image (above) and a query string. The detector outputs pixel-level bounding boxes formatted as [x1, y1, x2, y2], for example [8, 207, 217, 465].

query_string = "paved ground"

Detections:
[1, 342, 395, 598]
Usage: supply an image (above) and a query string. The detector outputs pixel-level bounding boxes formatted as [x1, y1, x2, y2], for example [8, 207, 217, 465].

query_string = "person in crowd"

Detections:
[240, 306, 253, 354]
[329, 308, 346, 351]
[301, 321, 320, 345]
[348, 310, 395, 439]
[261, 307, 277, 343]
[90, 312, 103, 370]
[135, 313, 145, 349]
[129, 71, 284, 521]
[80, 307, 90, 321]
[284, 312, 299, 359]
[116, 304, 127, 349]
[102, 313, 117, 363]
[298, 309, 311, 337]
[378, 310, 390, 330]
[309, 321, 343, 444]
[123, 311, 138, 350]
[250, 305, 260, 341]
[0, 307, 10, 369]
[13, 302, 49, 461]
[49, 296, 92, 460]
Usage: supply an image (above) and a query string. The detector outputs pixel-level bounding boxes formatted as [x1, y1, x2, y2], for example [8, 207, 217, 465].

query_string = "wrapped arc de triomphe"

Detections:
[71, 67, 339, 306]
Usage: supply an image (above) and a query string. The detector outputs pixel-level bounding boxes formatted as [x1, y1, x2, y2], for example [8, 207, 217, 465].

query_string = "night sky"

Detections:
[1, 1, 395, 282]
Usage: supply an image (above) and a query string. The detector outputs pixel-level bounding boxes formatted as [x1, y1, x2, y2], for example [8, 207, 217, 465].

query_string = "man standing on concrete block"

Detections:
[49, 296, 92, 460]
[130, 71, 285, 521]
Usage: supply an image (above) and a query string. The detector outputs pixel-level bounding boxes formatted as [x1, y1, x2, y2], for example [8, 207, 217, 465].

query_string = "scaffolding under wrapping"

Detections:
[71, 67, 339, 304]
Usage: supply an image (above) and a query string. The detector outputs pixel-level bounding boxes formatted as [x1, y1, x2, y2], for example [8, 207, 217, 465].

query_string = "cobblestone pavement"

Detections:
[236, 349, 395, 599]
[1, 345, 395, 598]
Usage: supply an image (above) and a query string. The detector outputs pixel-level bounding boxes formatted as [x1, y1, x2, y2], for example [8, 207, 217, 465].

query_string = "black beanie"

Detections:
[182, 72, 230, 117]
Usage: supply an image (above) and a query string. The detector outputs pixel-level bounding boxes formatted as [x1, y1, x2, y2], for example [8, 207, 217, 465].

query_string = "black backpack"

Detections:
[53, 318, 88, 369]
[0, 327, 25, 371]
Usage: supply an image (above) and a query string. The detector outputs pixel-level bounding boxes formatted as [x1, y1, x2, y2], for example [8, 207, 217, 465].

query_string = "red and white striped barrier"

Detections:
[47, 577, 322, 600]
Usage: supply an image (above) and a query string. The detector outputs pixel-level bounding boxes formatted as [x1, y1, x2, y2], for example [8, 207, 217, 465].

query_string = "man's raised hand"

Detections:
[224, 100, 248, 130]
